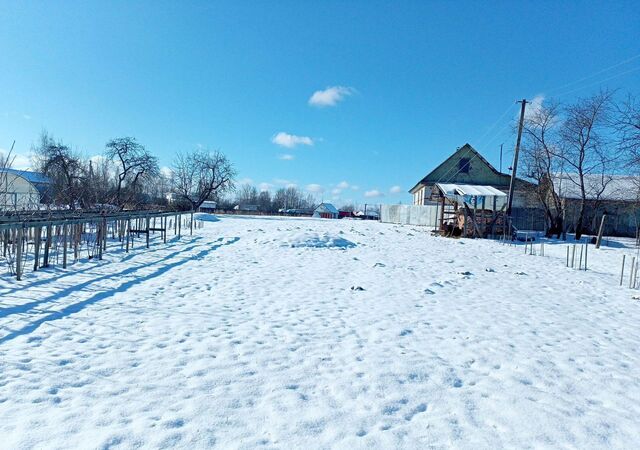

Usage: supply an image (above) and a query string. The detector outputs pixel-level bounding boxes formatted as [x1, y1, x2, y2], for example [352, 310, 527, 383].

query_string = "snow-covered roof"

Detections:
[314, 203, 339, 214]
[552, 174, 640, 202]
[435, 183, 507, 198]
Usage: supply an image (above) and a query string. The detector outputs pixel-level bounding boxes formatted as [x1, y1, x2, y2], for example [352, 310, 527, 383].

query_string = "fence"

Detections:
[380, 204, 439, 227]
[510, 208, 546, 232]
[0, 210, 197, 281]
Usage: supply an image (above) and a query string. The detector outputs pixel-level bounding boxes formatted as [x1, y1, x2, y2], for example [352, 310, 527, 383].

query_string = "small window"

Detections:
[458, 158, 471, 173]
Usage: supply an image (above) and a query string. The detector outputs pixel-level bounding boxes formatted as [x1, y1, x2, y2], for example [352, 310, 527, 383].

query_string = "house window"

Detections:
[458, 158, 470, 173]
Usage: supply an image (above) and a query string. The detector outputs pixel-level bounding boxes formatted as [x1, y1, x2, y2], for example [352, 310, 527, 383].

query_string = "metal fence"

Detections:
[0, 210, 196, 280]
[380, 204, 439, 227]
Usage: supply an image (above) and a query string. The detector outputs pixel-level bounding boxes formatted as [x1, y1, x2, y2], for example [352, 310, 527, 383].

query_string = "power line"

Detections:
[554, 65, 640, 98]
[544, 53, 640, 96]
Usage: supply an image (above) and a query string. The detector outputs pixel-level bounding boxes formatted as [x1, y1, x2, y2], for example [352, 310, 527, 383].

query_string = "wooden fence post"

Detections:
[62, 224, 68, 269]
[595, 214, 607, 249]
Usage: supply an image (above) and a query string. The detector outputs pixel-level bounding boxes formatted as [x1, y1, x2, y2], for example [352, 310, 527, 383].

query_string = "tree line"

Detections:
[520, 90, 640, 239]
[1, 131, 235, 212]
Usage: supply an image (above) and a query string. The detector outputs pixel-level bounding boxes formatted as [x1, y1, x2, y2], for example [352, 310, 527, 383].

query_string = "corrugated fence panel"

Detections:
[381, 204, 439, 227]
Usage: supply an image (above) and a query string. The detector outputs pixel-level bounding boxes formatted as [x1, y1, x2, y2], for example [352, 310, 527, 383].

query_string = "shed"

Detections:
[0, 168, 51, 211]
[199, 200, 217, 213]
[313, 202, 339, 219]
[432, 183, 508, 238]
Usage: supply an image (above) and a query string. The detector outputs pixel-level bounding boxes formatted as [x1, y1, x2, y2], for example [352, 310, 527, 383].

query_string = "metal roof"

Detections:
[315, 203, 339, 214]
[435, 183, 507, 198]
[0, 168, 51, 185]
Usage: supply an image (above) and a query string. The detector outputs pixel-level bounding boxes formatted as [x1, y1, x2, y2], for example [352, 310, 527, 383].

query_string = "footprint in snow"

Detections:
[485, 268, 496, 273]
[515, 271, 527, 276]
[404, 403, 428, 421]
[373, 262, 386, 268]
[424, 288, 436, 295]
[458, 271, 473, 276]
[351, 286, 365, 291]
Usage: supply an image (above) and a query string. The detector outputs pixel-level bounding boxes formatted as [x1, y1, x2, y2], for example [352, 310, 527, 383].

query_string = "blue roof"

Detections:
[0, 168, 51, 185]
[315, 202, 339, 214]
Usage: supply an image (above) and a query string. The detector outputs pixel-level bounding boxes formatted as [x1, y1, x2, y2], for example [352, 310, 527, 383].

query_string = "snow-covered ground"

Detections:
[1, 215, 640, 449]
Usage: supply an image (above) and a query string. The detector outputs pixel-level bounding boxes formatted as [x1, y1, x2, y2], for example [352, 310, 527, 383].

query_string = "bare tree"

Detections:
[257, 190, 272, 212]
[616, 94, 640, 168]
[32, 131, 83, 208]
[235, 183, 259, 206]
[552, 91, 616, 239]
[272, 186, 312, 211]
[172, 149, 235, 210]
[105, 137, 159, 208]
[521, 101, 567, 237]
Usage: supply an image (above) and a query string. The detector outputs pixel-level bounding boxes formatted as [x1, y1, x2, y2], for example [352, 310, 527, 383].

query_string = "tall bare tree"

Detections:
[172, 149, 235, 210]
[32, 131, 83, 208]
[616, 94, 640, 168]
[105, 137, 159, 208]
[521, 101, 566, 237]
[553, 91, 616, 239]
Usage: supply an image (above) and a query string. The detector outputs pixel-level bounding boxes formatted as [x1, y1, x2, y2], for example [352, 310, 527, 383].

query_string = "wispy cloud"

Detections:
[308, 86, 355, 107]
[364, 189, 384, 198]
[259, 182, 274, 192]
[337, 181, 350, 189]
[390, 185, 402, 194]
[306, 183, 324, 194]
[278, 153, 295, 160]
[271, 132, 314, 148]
[274, 178, 297, 188]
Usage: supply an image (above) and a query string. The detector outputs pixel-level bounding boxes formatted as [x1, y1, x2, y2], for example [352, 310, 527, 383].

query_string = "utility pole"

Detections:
[499, 143, 503, 173]
[507, 99, 528, 216]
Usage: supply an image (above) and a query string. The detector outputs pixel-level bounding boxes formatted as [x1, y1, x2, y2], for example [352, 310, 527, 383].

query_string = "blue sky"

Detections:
[1, 1, 639, 205]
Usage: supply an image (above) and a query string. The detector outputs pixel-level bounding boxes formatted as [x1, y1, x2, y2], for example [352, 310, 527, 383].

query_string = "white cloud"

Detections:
[271, 132, 314, 148]
[331, 188, 341, 195]
[278, 154, 295, 160]
[306, 183, 324, 194]
[523, 94, 545, 120]
[308, 86, 355, 107]
[364, 189, 384, 198]
[238, 177, 254, 185]
[0, 149, 31, 170]
[390, 185, 402, 194]
[351, 185, 360, 191]
[160, 166, 173, 178]
[337, 181, 349, 189]
[259, 182, 274, 192]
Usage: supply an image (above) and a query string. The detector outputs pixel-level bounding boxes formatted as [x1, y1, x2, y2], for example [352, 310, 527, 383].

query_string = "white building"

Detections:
[0, 169, 51, 211]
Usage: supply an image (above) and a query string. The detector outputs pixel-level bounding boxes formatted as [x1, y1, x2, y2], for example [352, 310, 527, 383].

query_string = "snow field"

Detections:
[1, 215, 639, 449]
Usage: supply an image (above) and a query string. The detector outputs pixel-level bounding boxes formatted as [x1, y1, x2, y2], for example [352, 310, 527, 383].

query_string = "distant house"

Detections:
[234, 204, 258, 212]
[313, 203, 339, 219]
[552, 173, 640, 237]
[0, 168, 52, 211]
[409, 143, 535, 209]
[354, 209, 380, 220]
[199, 200, 217, 213]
